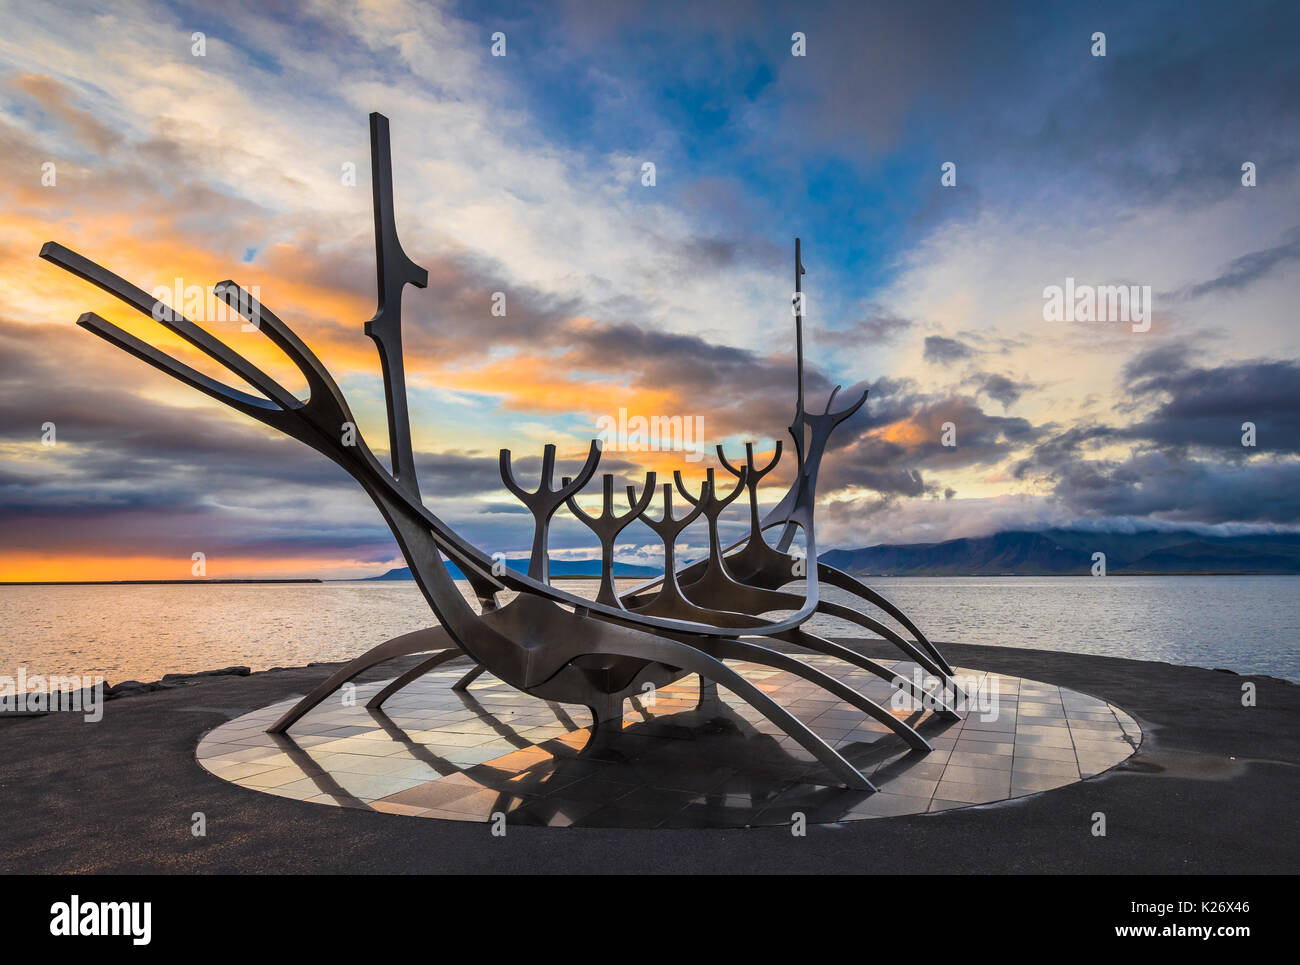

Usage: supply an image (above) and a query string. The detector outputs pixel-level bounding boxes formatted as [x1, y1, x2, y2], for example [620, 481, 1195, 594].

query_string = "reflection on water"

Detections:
[2, 575, 1297, 683]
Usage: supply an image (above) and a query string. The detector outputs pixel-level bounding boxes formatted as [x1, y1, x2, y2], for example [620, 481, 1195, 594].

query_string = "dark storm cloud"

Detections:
[1012, 423, 1116, 480]
[766, 0, 1024, 153]
[676, 233, 784, 273]
[404, 248, 586, 356]
[762, 2, 1297, 217]
[1015, 346, 1300, 526]
[816, 344, 1297, 529]
[1119, 347, 1300, 455]
[1118, 342, 1192, 384]
[0, 323, 383, 559]
[1047, 450, 1300, 525]
[0, 318, 316, 471]
[842, 466, 928, 499]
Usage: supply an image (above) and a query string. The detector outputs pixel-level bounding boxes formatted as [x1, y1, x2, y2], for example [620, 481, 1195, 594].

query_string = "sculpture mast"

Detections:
[794, 237, 806, 414]
[364, 113, 428, 499]
[778, 237, 808, 553]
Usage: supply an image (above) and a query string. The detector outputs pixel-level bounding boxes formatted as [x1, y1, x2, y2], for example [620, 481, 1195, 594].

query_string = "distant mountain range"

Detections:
[366, 530, 1300, 582]
[367, 559, 661, 581]
[820, 529, 1300, 576]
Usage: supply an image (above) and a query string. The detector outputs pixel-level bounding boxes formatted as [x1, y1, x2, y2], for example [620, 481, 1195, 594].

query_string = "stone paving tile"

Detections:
[940, 765, 1013, 790]
[849, 793, 934, 817]
[876, 775, 941, 798]
[1012, 742, 1081, 763]
[266, 777, 333, 800]
[888, 760, 948, 781]
[960, 717, 1018, 731]
[1017, 723, 1074, 737]
[947, 750, 1015, 772]
[1013, 731, 1078, 749]
[955, 739, 1015, 756]
[1012, 757, 1080, 778]
[242, 766, 318, 789]
[370, 801, 432, 817]
[204, 760, 286, 781]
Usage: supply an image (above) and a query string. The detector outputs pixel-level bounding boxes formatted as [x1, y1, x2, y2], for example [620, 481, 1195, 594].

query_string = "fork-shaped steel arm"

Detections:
[619, 441, 784, 606]
[562, 471, 656, 607]
[500, 441, 603, 582]
[39, 243, 301, 419]
[714, 440, 789, 581]
[770, 382, 868, 547]
[718, 441, 782, 541]
[634, 482, 705, 572]
[673, 466, 747, 576]
[668, 462, 801, 614]
[625, 479, 764, 627]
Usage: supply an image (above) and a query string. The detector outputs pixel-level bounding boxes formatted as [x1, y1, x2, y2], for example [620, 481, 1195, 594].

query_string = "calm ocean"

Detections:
[2, 575, 1297, 685]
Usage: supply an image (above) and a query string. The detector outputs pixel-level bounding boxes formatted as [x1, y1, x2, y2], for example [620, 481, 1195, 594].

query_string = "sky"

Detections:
[1, 0, 1298, 580]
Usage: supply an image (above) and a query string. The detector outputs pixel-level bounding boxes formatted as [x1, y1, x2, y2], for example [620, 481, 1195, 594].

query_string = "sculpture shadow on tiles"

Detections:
[41, 114, 967, 792]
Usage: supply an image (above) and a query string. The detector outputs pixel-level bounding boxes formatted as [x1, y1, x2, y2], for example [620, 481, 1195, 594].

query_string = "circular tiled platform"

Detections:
[197, 656, 1141, 828]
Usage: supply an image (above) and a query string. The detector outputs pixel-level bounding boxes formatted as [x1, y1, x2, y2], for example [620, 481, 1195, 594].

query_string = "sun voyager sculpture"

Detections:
[42, 114, 968, 791]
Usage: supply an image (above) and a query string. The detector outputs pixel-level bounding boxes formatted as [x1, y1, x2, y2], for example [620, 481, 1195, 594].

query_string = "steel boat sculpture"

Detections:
[41, 114, 965, 790]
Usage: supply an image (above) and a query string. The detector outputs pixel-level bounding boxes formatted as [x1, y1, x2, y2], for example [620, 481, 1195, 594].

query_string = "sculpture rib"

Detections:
[366, 645, 467, 710]
[267, 627, 450, 733]
[688, 637, 933, 752]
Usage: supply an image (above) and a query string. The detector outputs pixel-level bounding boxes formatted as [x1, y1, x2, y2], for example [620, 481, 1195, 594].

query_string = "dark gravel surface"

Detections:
[2, 640, 1295, 874]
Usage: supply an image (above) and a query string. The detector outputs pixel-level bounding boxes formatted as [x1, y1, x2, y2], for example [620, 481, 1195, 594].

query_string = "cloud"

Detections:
[817, 379, 1042, 497]
[1006, 347, 1300, 530]
[1120, 347, 1300, 455]
[922, 335, 975, 365]
[1173, 227, 1300, 301]
[1046, 449, 1300, 525]
[7, 72, 122, 154]
[977, 373, 1034, 408]
[821, 306, 916, 347]
[3, 0, 1299, 578]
